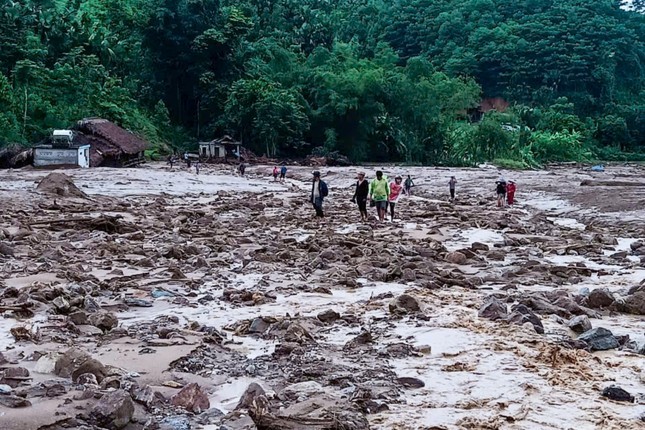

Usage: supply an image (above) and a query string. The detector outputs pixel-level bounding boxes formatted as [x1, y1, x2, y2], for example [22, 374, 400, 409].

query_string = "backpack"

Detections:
[320, 181, 329, 197]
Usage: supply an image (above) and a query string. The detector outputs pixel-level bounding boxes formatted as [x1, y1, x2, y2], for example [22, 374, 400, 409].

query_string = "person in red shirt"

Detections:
[506, 180, 516, 205]
[388, 176, 404, 221]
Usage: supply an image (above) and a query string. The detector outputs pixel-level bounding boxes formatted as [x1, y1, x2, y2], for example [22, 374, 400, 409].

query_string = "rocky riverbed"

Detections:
[0, 162, 643, 430]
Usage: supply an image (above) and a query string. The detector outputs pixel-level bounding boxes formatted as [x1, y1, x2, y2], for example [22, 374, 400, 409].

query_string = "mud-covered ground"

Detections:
[0, 162, 644, 430]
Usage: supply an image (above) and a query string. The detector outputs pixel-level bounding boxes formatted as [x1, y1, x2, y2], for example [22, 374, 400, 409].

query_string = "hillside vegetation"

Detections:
[0, 0, 643, 166]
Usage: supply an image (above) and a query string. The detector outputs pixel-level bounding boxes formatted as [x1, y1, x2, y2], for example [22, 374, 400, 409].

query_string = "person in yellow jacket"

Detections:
[369, 170, 390, 222]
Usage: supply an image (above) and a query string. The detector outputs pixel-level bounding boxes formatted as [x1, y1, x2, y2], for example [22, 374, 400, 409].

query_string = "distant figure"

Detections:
[239, 162, 246, 176]
[591, 164, 605, 172]
[280, 165, 287, 182]
[369, 170, 390, 222]
[310, 171, 328, 218]
[183, 152, 189, 167]
[404, 175, 414, 195]
[388, 176, 404, 221]
[507, 180, 516, 205]
[449, 176, 457, 201]
[195, 161, 201, 175]
[167, 155, 174, 169]
[273, 166, 279, 181]
[496, 177, 507, 207]
[352, 171, 369, 221]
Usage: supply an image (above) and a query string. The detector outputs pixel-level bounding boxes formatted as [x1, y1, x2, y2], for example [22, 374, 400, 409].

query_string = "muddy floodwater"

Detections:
[0, 162, 643, 430]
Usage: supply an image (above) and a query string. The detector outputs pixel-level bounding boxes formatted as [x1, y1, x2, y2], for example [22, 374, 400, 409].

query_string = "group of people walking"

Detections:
[309, 170, 517, 220]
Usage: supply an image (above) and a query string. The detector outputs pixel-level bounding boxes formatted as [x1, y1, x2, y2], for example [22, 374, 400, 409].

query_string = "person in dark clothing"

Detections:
[449, 176, 457, 201]
[310, 171, 328, 217]
[351, 171, 369, 221]
[280, 165, 287, 182]
[496, 177, 507, 207]
[239, 162, 246, 176]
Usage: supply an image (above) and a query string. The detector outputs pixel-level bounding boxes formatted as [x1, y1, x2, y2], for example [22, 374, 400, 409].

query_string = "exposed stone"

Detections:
[486, 250, 506, 261]
[445, 251, 467, 265]
[601, 386, 634, 403]
[396, 377, 425, 389]
[1, 367, 30, 388]
[0, 395, 31, 408]
[69, 310, 89, 326]
[478, 297, 508, 321]
[90, 389, 134, 429]
[0, 242, 15, 256]
[235, 383, 266, 410]
[317, 309, 341, 324]
[89, 311, 119, 331]
[585, 288, 614, 309]
[72, 358, 107, 383]
[615, 291, 645, 315]
[578, 327, 619, 351]
[52, 296, 70, 313]
[170, 383, 210, 413]
[389, 294, 422, 314]
[567, 315, 592, 334]
[84, 296, 101, 313]
[471, 242, 490, 252]
[279, 381, 323, 401]
[507, 304, 544, 334]
[55, 348, 92, 378]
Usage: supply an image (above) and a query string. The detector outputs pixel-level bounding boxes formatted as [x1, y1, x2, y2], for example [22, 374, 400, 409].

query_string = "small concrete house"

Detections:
[199, 135, 242, 160]
[33, 130, 90, 168]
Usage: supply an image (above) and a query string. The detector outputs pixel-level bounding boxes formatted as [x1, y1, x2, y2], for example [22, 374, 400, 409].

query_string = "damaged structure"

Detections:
[74, 118, 147, 167]
[32, 119, 148, 168]
[199, 135, 242, 161]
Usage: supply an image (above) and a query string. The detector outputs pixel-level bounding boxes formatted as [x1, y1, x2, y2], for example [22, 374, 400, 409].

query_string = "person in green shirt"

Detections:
[369, 170, 390, 222]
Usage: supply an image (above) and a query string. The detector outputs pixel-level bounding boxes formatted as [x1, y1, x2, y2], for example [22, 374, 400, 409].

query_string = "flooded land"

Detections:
[0, 162, 644, 430]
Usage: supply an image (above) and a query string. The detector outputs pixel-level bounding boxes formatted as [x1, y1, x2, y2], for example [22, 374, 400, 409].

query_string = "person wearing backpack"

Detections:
[310, 171, 328, 217]
[280, 165, 287, 182]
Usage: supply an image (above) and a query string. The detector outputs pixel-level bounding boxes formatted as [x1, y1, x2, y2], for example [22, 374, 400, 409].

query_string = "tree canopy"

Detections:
[0, 0, 643, 165]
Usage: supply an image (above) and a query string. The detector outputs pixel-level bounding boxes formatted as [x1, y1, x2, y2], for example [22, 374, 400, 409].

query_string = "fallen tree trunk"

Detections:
[580, 180, 645, 187]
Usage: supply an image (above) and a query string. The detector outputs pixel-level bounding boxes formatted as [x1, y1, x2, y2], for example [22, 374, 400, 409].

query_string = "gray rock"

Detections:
[601, 385, 634, 403]
[585, 288, 614, 309]
[486, 250, 506, 261]
[0, 394, 30, 408]
[0, 242, 15, 257]
[615, 291, 645, 315]
[507, 304, 544, 334]
[235, 383, 266, 410]
[578, 327, 619, 351]
[52, 296, 70, 313]
[90, 389, 134, 429]
[84, 296, 101, 313]
[89, 311, 118, 331]
[170, 383, 210, 413]
[396, 377, 425, 389]
[568, 315, 592, 334]
[249, 317, 271, 334]
[389, 294, 422, 314]
[471, 242, 490, 252]
[445, 251, 467, 265]
[69, 310, 89, 325]
[478, 297, 508, 321]
[317, 309, 341, 324]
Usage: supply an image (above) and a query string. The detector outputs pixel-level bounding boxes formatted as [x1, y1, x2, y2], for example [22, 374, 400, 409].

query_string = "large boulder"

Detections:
[89, 312, 118, 331]
[578, 327, 619, 351]
[444, 252, 467, 265]
[170, 383, 210, 413]
[615, 291, 645, 315]
[54, 348, 91, 378]
[389, 294, 422, 314]
[478, 297, 508, 321]
[90, 390, 134, 429]
[507, 304, 544, 334]
[568, 315, 592, 334]
[585, 288, 614, 309]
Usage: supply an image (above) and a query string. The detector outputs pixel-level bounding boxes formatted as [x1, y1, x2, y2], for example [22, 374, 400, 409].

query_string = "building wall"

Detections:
[77, 145, 90, 168]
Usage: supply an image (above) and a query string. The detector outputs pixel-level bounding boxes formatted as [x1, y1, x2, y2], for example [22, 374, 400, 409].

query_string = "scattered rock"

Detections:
[585, 288, 614, 309]
[1, 367, 30, 388]
[248, 317, 272, 334]
[471, 242, 490, 252]
[396, 377, 425, 389]
[614, 291, 645, 315]
[90, 389, 134, 429]
[0, 242, 15, 257]
[478, 297, 508, 320]
[170, 383, 210, 413]
[578, 327, 619, 351]
[601, 386, 634, 403]
[71, 358, 107, 383]
[36, 172, 88, 198]
[54, 348, 92, 378]
[507, 304, 544, 334]
[389, 294, 422, 314]
[235, 383, 266, 410]
[280, 381, 323, 401]
[445, 251, 467, 265]
[567, 315, 592, 334]
[317, 309, 341, 324]
[486, 250, 506, 261]
[89, 311, 119, 331]
[0, 394, 31, 408]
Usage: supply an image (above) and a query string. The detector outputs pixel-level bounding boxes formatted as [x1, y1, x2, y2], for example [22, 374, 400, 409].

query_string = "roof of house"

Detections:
[207, 135, 241, 146]
[74, 118, 148, 156]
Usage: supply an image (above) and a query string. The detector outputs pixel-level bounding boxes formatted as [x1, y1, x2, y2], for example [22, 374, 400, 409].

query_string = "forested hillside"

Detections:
[0, 0, 643, 165]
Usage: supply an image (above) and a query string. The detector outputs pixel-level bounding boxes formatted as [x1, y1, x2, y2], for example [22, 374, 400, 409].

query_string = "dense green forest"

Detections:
[0, 0, 643, 166]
